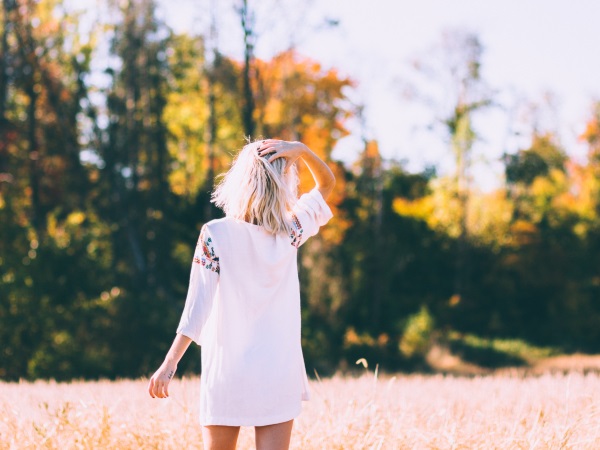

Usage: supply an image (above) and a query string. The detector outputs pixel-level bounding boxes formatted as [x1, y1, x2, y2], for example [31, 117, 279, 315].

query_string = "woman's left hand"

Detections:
[257, 139, 307, 168]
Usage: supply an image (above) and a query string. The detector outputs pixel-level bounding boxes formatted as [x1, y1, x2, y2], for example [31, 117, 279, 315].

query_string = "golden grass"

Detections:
[2, 370, 600, 449]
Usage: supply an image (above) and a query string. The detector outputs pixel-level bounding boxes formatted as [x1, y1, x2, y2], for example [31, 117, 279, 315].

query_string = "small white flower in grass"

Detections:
[356, 358, 368, 369]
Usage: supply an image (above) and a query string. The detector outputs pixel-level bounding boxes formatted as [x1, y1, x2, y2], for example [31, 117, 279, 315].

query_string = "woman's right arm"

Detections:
[298, 144, 336, 200]
[148, 333, 192, 398]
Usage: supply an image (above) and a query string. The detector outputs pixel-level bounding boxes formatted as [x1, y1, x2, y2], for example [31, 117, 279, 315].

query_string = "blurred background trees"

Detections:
[1, 0, 600, 380]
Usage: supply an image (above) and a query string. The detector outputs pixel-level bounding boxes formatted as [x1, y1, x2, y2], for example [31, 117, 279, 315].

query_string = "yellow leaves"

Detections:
[165, 91, 207, 134]
[572, 223, 588, 238]
[390, 150, 598, 248]
[393, 177, 515, 247]
[467, 190, 513, 247]
[164, 89, 208, 198]
[344, 328, 389, 356]
[47, 215, 70, 249]
[263, 98, 283, 127]
[580, 118, 600, 144]
[345, 327, 375, 347]
[399, 306, 435, 358]
[47, 211, 109, 253]
[320, 216, 350, 246]
[168, 171, 188, 197]
[530, 168, 566, 199]
[393, 197, 433, 222]
[509, 220, 539, 246]
[564, 161, 600, 219]
[67, 212, 85, 226]
[53, 331, 70, 346]
[393, 177, 462, 237]
[524, 168, 588, 229]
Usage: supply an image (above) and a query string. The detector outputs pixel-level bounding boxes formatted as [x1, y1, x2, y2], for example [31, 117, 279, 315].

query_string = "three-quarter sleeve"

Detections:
[290, 188, 334, 248]
[176, 224, 220, 345]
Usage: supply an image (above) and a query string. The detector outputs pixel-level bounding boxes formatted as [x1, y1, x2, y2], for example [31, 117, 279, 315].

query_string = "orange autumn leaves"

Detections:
[252, 50, 354, 244]
[163, 47, 353, 243]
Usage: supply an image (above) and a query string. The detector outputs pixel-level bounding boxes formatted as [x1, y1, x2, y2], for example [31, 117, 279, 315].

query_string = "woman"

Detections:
[148, 139, 335, 450]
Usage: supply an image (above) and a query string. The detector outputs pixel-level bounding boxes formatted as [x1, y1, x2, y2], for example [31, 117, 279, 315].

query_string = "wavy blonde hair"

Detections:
[211, 140, 299, 234]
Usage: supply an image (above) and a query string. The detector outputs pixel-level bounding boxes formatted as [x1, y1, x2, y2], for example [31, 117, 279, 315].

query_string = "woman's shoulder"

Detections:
[202, 217, 235, 234]
[204, 216, 272, 234]
[204, 217, 229, 227]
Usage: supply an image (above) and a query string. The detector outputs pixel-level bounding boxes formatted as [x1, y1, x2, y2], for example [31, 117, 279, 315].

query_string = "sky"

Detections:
[158, 0, 600, 189]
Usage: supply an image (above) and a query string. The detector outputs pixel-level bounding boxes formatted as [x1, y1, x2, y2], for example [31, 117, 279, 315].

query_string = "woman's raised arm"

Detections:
[258, 140, 336, 199]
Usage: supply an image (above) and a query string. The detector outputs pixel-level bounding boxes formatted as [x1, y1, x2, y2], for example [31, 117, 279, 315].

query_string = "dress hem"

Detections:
[200, 406, 301, 427]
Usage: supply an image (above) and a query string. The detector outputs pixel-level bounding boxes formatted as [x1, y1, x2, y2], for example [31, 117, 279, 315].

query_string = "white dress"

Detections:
[176, 188, 333, 426]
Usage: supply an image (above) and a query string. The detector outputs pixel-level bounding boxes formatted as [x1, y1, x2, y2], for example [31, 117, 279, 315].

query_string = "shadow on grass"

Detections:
[447, 338, 528, 368]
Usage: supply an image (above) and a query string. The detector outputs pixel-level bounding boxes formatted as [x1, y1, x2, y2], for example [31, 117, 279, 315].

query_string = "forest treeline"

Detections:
[1, 0, 600, 381]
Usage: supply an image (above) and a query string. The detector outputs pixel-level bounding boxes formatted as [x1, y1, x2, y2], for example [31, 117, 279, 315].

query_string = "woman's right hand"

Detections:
[148, 363, 177, 398]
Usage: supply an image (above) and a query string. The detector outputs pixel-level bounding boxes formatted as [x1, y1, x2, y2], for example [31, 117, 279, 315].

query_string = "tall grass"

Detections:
[2, 370, 600, 449]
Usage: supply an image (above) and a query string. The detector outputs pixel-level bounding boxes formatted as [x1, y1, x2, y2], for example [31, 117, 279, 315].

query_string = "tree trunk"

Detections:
[240, 0, 255, 137]
[26, 85, 42, 235]
[204, 68, 217, 220]
[13, 4, 44, 236]
[0, 0, 10, 121]
[452, 109, 472, 303]
[204, 5, 218, 218]
[0, 0, 11, 193]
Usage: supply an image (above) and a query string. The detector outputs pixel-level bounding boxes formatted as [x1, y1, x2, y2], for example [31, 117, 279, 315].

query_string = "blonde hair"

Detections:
[211, 140, 299, 234]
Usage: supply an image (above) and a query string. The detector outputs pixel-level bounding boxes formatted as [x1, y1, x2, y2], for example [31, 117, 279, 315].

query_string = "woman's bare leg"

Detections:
[255, 419, 294, 450]
[202, 425, 240, 450]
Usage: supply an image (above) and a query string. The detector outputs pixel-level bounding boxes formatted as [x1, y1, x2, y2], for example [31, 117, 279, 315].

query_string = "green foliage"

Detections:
[399, 306, 435, 358]
[3, 2, 600, 381]
[505, 134, 567, 187]
[445, 332, 560, 368]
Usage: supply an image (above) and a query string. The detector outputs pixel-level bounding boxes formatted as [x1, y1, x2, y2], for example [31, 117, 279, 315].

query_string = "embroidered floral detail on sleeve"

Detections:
[290, 214, 303, 248]
[194, 228, 220, 274]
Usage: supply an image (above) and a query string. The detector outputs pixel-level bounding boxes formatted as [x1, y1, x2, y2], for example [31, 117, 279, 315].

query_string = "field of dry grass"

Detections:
[2, 365, 600, 449]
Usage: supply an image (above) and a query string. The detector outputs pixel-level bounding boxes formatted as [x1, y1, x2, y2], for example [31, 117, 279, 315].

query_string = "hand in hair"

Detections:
[258, 140, 303, 167]
[258, 140, 335, 199]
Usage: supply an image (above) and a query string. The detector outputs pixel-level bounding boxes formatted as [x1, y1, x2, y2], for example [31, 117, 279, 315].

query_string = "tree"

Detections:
[89, 0, 184, 375]
[237, 0, 256, 137]
[504, 132, 568, 223]
[406, 30, 494, 308]
[0, 0, 109, 379]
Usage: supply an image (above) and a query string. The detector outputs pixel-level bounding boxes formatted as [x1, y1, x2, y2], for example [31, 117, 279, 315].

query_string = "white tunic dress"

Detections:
[176, 188, 333, 426]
